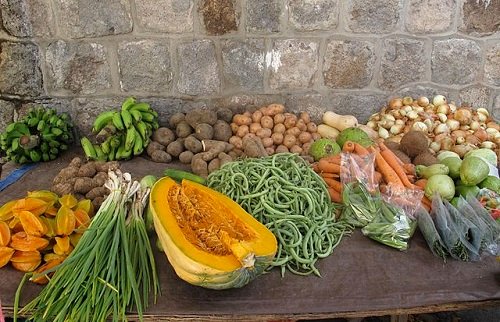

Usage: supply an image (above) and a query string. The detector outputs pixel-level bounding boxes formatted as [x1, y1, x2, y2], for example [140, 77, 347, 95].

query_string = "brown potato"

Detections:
[283, 134, 297, 148]
[249, 123, 262, 134]
[273, 123, 286, 134]
[256, 128, 272, 139]
[273, 113, 285, 124]
[260, 115, 274, 129]
[271, 132, 284, 145]
[298, 132, 313, 144]
[236, 124, 250, 138]
[252, 110, 263, 123]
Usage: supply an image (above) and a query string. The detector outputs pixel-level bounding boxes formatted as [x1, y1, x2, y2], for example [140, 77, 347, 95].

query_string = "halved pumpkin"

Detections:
[150, 177, 277, 289]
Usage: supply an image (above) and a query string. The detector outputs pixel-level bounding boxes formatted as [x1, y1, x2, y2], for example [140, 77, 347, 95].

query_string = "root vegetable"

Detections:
[216, 108, 233, 123]
[213, 120, 232, 141]
[52, 167, 79, 185]
[169, 112, 186, 128]
[77, 162, 97, 178]
[236, 124, 250, 138]
[275, 145, 289, 153]
[252, 110, 263, 123]
[218, 152, 232, 166]
[93, 172, 108, 187]
[233, 114, 252, 126]
[262, 137, 274, 148]
[249, 123, 262, 134]
[296, 119, 307, 132]
[200, 140, 228, 161]
[306, 122, 317, 133]
[271, 132, 284, 145]
[298, 132, 312, 144]
[273, 113, 285, 124]
[185, 109, 218, 127]
[265, 147, 275, 155]
[208, 158, 221, 173]
[302, 142, 312, 155]
[229, 136, 243, 149]
[285, 127, 301, 138]
[242, 136, 268, 158]
[74, 177, 98, 194]
[179, 151, 194, 164]
[273, 123, 286, 134]
[283, 114, 297, 129]
[51, 183, 73, 196]
[184, 136, 203, 153]
[166, 140, 184, 157]
[264, 103, 285, 116]
[312, 133, 322, 141]
[194, 123, 214, 140]
[202, 139, 233, 153]
[85, 187, 108, 200]
[230, 122, 239, 134]
[152, 128, 176, 147]
[151, 150, 172, 163]
[256, 128, 272, 139]
[299, 112, 311, 124]
[191, 154, 209, 178]
[290, 145, 303, 154]
[92, 196, 105, 209]
[176, 121, 193, 138]
[283, 134, 297, 148]
[147, 141, 165, 157]
[260, 116, 274, 129]
[94, 161, 120, 173]
[68, 157, 83, 169]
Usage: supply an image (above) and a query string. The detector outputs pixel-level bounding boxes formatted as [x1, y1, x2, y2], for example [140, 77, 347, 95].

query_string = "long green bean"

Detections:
[207, 153, 350, 277]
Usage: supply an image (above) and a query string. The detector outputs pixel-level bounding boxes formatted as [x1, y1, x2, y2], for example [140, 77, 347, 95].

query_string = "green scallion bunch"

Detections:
[15, 171, 160, 322]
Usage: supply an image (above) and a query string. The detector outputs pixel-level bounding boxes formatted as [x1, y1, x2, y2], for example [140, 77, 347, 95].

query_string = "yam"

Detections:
[212, 120, 232, 142]
[216, 108, 234, 123]
[218, 152, 232, 166]
[179, 151, 194, 164]
[85, 187, 108, 200]
[185, 109, 217, 128]
[166, 140, 184, 157]
[77, 162, 97, 178]
[169, 112, 185, 128]
[153, 127, 176, 147]
[208, 158, 221, 173]
[51, 183, 73, 196]
[194, 123, 214, 140]
[147, 141, 165, 157]
[73, 177, 97, 194]
[94, 161, 120, 173]
[191, 154, 209, 178]
[151, 150, 172, 163]
[242, 136, 268, 158]
[176, 121, 193, 138]
[184, 136, 203, 153]
[52, 167, 79, 185]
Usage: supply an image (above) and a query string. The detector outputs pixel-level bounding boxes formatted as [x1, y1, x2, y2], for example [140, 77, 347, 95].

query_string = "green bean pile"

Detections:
[207, 153, 349, 277]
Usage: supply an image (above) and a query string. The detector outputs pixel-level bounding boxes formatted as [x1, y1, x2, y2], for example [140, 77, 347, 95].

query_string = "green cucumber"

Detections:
[163, 168, 206, 185]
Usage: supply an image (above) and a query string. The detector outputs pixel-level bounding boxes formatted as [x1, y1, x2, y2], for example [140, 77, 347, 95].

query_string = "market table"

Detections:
[1, 151, 499, 321]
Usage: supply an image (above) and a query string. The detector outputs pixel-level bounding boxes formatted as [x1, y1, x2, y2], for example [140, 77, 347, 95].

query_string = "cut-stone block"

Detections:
[485, 43, 500, 87]
[268, 39, 319, 90]
[405, 0, 456, 34]
[136, 0, 194, 33]
[0, 41, 43, 97]
[431, 38, 481, 85]
[0, 0, 55, 37]
[246, 0, 281, 33]
[200, 0, 239, 35]
[177, 40, 220, 95]
[53, 0, 132, 38]
[118, 40, 173, 93]
[45, 40, 112, 95]
[222, 39, 265, 91]
[323, 39, 375, 89]
[288, 0, 339, 31]
[346, 0, 402, 33]
[379, 38, 427, 90]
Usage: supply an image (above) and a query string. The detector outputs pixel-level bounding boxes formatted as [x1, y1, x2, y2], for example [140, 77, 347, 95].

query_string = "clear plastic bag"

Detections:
[456, 196, 499, 256]
[431, 194, 476, 261]
[416, 207, 448, 260]
[361, 201, 413, 251]
[340, 152, 381, 227]
[382, 184, 424, 221]
[443, 200, 481, 261]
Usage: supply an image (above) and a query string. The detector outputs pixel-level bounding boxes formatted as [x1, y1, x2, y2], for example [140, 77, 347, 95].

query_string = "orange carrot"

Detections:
[353, 143, 370, 156]
[312, 162, 320, 172]
[342, 141, 355, 153]
[317, 159, 341, 173]
[421, 196, 432, 211]
[320, 172, 340, 179]
[321, 154, 341, 164]
[403, 163, 415, 176]
[379, 143, 415, 188]
[323, 178, 343, 193]
[327, 187, 342, 203]
[368, 146, 404, 187]
[415, 178, 428, 189]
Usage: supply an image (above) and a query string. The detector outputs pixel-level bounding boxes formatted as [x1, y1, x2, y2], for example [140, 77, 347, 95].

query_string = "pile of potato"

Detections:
[228, 103, 320, 158]
[146, 108, 237, 177]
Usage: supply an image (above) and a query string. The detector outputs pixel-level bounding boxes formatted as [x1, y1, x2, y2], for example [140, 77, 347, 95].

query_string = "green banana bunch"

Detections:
[0, 106, 74, 164]
[81, 97, 159, 161]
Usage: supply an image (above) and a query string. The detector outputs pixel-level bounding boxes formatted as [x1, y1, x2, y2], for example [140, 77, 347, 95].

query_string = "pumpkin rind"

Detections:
[151, 177, 277, 289]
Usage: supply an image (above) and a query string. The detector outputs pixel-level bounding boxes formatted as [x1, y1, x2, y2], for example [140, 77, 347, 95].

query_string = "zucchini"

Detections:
[163, 168, 206, 185]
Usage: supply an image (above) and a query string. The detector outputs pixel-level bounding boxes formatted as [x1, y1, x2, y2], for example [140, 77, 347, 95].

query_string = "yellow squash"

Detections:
[150, 177, 277, 289]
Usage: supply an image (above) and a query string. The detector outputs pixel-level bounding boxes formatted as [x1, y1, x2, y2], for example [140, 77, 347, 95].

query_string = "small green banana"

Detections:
[93, 144, 107, 161]
[107, 144, 116, 161]
[48, 140, 60, 148]
[121, 96, 136, 111]
[49, 147, 59, 155]
[130, 109, 143, 122]
[120, 109, 133, 129]
[130, 102, 151, 112]
[40, 142, 49, 153]
[110, 136, 121, 149]
[100, 137, 111, 154]
[140, 111, 156, 123]
[92, 110, 115, 133]
[125, 127, 136, 150]
[48, 115, 58, 125]
[112, 111, 125, 131]
[27, 117, 40, 128]
[81, 137, 97, 160]
[42, 152, 50, 162]
[134, 121, 148, 141]
[11, 138, 20, 151]
[37, 120, 46, 132]
[132, 132, 144, 156]
[51, 127, 63, 136]
[30, 150, 42, 162]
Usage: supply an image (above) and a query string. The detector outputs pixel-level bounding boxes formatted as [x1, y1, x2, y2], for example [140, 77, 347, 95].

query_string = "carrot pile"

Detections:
[313, 140, 430, 211]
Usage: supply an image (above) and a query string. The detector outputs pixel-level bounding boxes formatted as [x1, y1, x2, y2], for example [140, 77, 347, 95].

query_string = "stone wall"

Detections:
[0, 0, 498, 136]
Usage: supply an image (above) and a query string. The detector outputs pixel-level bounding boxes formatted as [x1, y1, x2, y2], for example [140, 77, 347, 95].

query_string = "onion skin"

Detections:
[454, 108, 472, 125]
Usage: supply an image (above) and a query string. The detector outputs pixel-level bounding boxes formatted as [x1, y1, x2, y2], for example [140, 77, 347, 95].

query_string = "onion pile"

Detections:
[366, 95, 500, 158]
